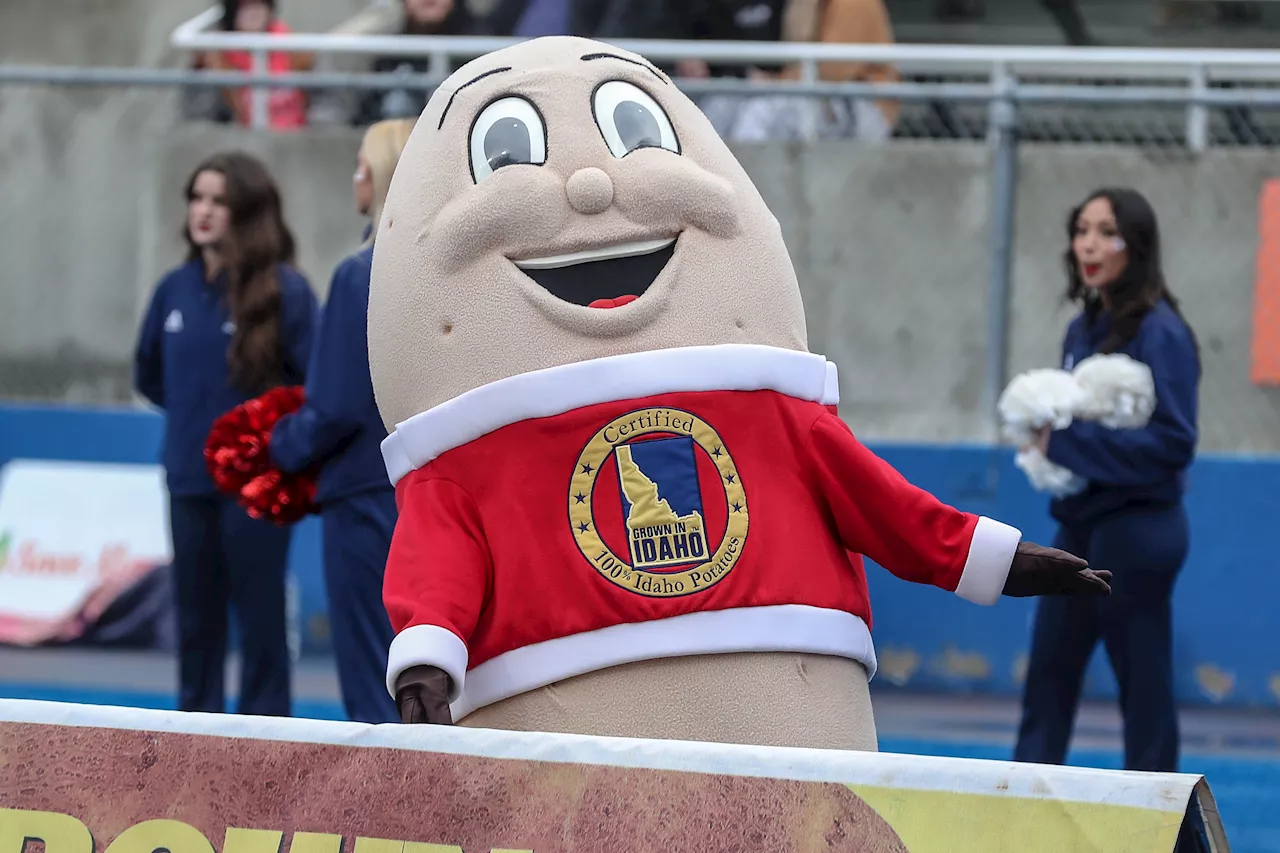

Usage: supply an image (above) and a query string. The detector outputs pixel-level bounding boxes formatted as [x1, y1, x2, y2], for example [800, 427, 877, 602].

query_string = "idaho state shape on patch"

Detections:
[569, 407, 749, 598]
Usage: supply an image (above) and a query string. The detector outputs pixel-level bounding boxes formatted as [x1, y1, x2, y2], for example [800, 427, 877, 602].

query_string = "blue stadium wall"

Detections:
[1, 402, 1275, 710]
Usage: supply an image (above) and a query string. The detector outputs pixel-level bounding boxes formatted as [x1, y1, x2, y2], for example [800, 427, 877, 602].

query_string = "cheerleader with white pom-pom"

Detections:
[1004, 187, 1200, 774]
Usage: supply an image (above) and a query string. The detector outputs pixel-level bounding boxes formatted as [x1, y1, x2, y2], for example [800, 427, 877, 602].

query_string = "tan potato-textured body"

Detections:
[458, 653, 879, 752]
[370, 36, 879, 752]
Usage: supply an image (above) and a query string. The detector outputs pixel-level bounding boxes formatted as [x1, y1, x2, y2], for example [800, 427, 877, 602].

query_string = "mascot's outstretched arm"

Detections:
[807, 411, 1111, 604]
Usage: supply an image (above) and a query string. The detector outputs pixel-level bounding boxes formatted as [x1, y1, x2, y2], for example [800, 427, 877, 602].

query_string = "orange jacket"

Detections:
[777, 0, 900, 127]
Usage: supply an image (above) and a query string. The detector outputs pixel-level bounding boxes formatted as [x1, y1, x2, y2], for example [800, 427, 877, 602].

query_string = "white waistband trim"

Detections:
[446, 604, 876, 719]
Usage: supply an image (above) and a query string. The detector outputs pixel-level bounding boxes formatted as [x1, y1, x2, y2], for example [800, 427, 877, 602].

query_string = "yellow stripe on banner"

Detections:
[847, 784, 1184, 852]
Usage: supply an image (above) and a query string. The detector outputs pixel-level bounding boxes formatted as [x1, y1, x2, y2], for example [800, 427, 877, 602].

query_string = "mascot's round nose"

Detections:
[565, 167, 614, 215]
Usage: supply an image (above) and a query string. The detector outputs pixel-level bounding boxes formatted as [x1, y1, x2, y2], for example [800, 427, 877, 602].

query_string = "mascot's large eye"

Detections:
[592, 80, 679, 159]
[469, 96, 547, 183]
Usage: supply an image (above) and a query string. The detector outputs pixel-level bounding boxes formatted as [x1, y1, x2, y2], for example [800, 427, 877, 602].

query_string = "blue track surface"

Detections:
[1, 681, 1274, 852]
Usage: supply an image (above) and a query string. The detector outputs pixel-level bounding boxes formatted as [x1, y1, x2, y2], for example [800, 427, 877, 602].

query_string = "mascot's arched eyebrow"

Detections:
[581, 52, 668, 84]
[438, 65, 513, 129]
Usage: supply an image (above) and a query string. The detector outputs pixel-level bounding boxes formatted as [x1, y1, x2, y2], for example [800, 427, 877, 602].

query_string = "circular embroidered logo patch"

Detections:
[569, 407, 749, 598]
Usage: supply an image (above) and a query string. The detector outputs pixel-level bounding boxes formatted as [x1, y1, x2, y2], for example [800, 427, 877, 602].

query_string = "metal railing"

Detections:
[158, 8, 1280, 424]
[168, 6, 1280, 142]
[3, 17, 1280, 427]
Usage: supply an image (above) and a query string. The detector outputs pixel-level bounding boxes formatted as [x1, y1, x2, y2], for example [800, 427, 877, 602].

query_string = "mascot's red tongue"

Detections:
[588, 295, 638, 309]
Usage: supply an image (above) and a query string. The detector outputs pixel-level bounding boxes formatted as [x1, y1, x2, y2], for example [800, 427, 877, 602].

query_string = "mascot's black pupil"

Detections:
[484, 117, 532, 170]
[613, 101, 662, 151]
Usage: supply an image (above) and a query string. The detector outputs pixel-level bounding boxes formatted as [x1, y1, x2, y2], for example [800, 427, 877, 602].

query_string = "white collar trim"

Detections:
[381, 344, 840, 486]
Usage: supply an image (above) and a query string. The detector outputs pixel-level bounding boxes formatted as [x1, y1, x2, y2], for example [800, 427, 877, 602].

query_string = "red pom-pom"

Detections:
[205, 385, 318, 525]
[241, 467, 318, 526]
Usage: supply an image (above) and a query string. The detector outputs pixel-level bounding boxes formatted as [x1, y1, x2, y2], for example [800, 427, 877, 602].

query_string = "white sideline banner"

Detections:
[0, 460, 171, 645]
[0, 698, 1229, 852]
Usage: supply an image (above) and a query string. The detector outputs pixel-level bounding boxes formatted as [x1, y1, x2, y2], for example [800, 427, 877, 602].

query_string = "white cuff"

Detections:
[385, 624, 469, 701]
[954, 516, 1021, 606]
[449, 605, 877, 719]
[822, 361, 840, 406]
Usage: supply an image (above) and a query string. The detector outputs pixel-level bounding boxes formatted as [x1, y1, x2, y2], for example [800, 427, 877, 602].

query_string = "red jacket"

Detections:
[380, 344, 1020, 717]
[214, 20, 309, 130]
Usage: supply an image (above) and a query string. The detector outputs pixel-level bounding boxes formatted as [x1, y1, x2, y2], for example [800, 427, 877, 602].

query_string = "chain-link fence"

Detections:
[1, 55, 1279, 453]
[895, 73, 1280, 146]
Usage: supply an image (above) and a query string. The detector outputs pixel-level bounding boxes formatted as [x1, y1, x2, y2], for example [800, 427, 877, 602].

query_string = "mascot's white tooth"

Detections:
[514, 238, 675, 270]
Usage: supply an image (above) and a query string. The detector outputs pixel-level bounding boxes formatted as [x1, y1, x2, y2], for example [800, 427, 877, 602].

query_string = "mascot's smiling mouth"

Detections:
[513, 237, 677, 309]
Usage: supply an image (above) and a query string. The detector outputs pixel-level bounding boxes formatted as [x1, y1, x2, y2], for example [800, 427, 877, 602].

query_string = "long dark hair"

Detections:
[1063, 187, 1198, 359]
[183, 150, 297, 395]
[219, 0, 276, 31]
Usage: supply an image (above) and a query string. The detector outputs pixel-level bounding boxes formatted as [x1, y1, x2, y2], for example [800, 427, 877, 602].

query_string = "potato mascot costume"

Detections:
[367, 36, 1110, 751]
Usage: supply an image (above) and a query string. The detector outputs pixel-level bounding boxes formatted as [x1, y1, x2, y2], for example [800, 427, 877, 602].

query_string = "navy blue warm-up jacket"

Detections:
[134, 259, 319, 496]
[1047, 299, 1200, 527]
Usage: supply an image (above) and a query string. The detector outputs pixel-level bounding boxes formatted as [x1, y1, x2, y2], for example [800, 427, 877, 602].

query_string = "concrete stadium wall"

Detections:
[1, 119, 1278, 450]
[2, 402, 1276, 710]
[0, 0, 367, 67]
[738, 141, 1280, 452]
[0, 0, 369, 403]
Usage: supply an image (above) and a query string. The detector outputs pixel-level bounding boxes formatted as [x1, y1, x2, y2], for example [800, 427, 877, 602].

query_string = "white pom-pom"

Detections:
[997, 368, 1087, 444]
[1072, 353, 1156, 429]
[1014, 447, 1087, 497]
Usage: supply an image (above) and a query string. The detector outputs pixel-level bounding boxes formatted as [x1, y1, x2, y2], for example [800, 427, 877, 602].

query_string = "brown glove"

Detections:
[395, 665, 454, 725]
[1001, 541, 1113, 597]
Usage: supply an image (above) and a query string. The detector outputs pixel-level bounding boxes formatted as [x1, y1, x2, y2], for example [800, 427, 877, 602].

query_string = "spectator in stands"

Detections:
[353, 0, 484, 126]
[266, 119, 417, 725]
[773, 0, 900, 141]
[1013, 187, 1200, 774]
[603, 0, 897, 142]
[133, 151, 319, 718]
[593, 0, 790, 140]
[484, 0, 614, 37]
[596, 0, 788, 83]
[191, 0, 314, 130]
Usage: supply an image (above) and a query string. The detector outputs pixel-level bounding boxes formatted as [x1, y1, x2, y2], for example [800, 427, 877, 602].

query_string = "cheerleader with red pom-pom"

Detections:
[246, 120, 415, 725]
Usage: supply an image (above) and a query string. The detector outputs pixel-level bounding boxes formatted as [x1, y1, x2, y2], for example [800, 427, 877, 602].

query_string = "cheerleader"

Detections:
[1013, 187, 1200, 773]
[134, 150, 319, 716]
[268, 119, 416, 723]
